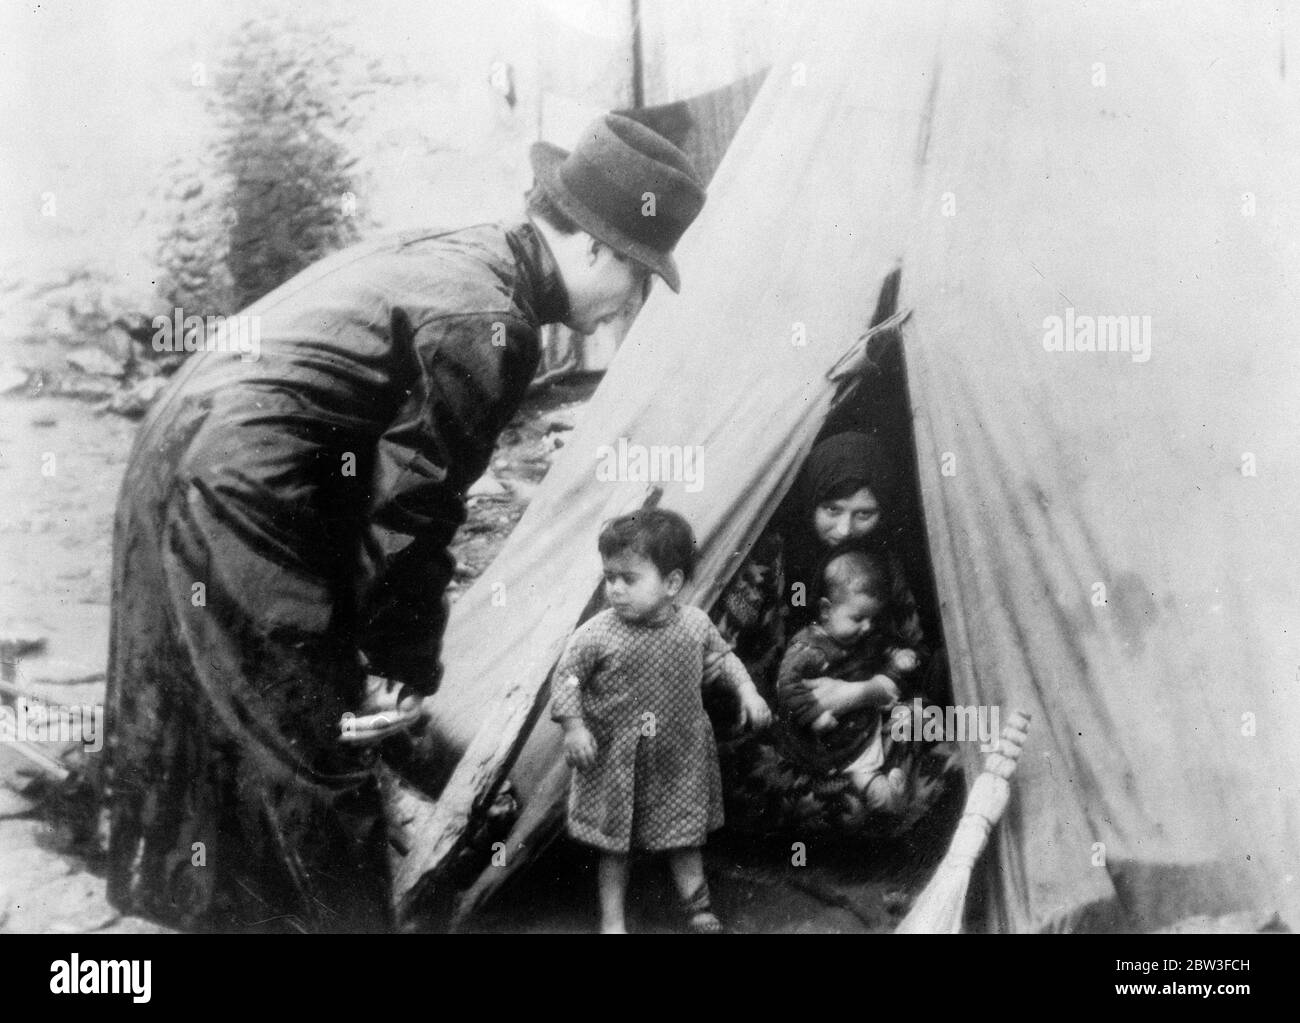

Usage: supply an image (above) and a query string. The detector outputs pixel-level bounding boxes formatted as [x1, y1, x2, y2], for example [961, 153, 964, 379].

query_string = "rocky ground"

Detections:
[0, 370, 597, 934]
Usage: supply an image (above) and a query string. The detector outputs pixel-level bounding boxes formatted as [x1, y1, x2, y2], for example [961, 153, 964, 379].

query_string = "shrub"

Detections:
[155, 15, 376, 316]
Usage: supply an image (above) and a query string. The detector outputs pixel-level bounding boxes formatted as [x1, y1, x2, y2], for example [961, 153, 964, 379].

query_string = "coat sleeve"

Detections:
[354, 307, 541, 692]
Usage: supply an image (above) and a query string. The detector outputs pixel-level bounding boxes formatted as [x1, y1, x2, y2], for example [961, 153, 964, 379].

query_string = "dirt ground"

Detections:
[0, 379, 956, 934]
[0, 392, 164, 932]
[0, 378, 597, 934]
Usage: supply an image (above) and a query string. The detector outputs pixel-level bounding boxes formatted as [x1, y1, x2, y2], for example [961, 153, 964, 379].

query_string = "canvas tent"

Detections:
[388, 0, 1300, 932]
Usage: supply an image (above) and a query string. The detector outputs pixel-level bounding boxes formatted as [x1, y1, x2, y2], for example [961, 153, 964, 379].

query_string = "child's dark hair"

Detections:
[819, 547, 891, 606]
[597, 507, 697, 580]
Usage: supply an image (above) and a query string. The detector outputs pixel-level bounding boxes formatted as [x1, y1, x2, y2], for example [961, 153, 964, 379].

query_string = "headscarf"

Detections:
[789, 431, 902, 521]
[780, 431, 904, 626]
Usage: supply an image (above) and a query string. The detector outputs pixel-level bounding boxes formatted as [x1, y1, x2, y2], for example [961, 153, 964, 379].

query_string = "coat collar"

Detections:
[505, 218, 571, 326]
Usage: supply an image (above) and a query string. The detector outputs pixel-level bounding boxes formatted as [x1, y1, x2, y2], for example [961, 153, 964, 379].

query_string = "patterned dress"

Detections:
[550, 605, 752, 853]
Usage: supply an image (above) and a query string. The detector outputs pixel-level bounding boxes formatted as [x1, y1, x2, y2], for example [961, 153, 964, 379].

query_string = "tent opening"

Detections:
[821, 266, 952, 708]
[458, 267, 976, 933]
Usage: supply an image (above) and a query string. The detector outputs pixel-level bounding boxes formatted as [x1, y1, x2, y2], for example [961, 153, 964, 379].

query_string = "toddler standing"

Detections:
[551, 508, 771, 933]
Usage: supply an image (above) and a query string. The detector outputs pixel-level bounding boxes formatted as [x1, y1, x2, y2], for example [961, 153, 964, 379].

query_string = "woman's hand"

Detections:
[339, 675, 427, 746]
[562, 720, 598, 770]
[796, 677, 861, 725]
[788, 676, 899, 728]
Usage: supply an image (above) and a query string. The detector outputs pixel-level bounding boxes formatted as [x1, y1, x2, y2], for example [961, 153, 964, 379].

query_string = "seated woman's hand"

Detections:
[790, 676, 874, 727]
[339, 675, 428, 745]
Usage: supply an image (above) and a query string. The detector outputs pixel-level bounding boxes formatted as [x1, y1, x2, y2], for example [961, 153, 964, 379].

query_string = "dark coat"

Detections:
[102, 220, 568, 930]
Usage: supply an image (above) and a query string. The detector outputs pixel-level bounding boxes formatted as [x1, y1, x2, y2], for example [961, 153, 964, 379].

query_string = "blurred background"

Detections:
[0, 0, 800, 385]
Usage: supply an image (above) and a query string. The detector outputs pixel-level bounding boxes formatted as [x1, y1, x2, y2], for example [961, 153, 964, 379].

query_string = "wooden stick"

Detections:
[2, 739, 71, 782]
[895, 710, 1030, 934]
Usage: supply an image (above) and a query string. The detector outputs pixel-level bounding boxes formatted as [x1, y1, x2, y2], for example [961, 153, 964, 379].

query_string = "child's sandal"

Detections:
[681, 882, 725, 934]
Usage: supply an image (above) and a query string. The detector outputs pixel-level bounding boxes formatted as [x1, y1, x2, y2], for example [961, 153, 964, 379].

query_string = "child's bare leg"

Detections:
[597, 853, 629, 933]
[667, 848, 724, 933]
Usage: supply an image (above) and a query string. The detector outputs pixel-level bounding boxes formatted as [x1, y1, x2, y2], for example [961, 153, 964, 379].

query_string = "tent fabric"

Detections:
[897, 0, 1300, 932]
[402, 0, 1300, 931]
[533, 73, 768, 378]
[623, 70, 770, 188]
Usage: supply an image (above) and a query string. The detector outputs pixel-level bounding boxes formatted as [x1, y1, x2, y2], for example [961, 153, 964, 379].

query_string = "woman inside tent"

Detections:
[704, 431, 959, 836]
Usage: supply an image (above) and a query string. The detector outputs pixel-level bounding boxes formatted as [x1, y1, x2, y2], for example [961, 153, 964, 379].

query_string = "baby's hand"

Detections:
[810, 710, 839, 733]
[739, 688, 772, 732]
[889, 648, 920, 675]
[562, 722, 598, 770]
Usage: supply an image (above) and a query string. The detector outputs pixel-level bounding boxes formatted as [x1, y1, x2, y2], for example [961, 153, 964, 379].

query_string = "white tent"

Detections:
[392, 0, 1300, 932]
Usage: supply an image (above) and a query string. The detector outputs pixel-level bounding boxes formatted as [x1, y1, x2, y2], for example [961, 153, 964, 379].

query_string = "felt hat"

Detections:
[529, 113, 706, 292]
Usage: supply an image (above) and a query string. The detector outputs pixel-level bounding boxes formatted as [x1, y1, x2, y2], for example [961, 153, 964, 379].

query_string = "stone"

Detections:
[540, 433, 565, 455]
[64, 347, 125, 378]
[106, 375, 167, 418]
[55, 375, 119, 402]
[466, 473, 507, 498]
[544, 409, 578, 432]
[510, 478, 539, 504]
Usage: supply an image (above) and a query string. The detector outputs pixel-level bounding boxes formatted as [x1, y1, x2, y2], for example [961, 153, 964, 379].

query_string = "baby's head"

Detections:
[817, 548, 890, 646]
[597, 508, 696, 623]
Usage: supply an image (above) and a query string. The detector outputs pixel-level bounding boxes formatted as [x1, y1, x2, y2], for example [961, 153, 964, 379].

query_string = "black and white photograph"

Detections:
[0, 0, 1296, 981]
